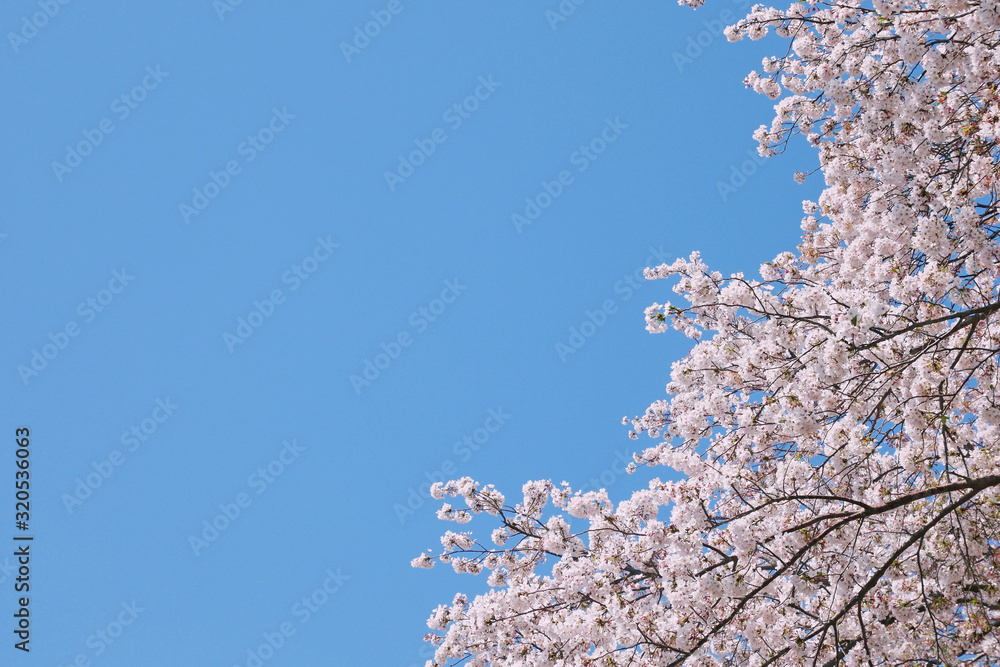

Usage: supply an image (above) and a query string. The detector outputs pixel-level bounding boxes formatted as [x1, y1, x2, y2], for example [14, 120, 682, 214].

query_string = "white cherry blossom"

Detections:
[414, 1, 1000, 664]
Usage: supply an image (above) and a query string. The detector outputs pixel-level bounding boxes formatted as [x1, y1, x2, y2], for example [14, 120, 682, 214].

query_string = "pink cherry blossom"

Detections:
[414, 1, 1000, 665]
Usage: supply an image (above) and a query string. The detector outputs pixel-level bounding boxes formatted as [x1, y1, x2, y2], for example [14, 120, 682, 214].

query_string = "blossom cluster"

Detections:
[414, 0, 1000, 664]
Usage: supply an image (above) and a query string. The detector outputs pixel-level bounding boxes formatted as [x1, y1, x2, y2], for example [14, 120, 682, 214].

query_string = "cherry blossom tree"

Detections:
[413, 0, 1000, 664]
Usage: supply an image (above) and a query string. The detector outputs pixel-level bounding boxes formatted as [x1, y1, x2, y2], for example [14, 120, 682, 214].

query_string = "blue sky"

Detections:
[0, 1, 818, 665]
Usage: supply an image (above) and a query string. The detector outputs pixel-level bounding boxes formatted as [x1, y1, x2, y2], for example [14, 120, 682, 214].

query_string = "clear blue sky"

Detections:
[0, 1, 817, 665]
